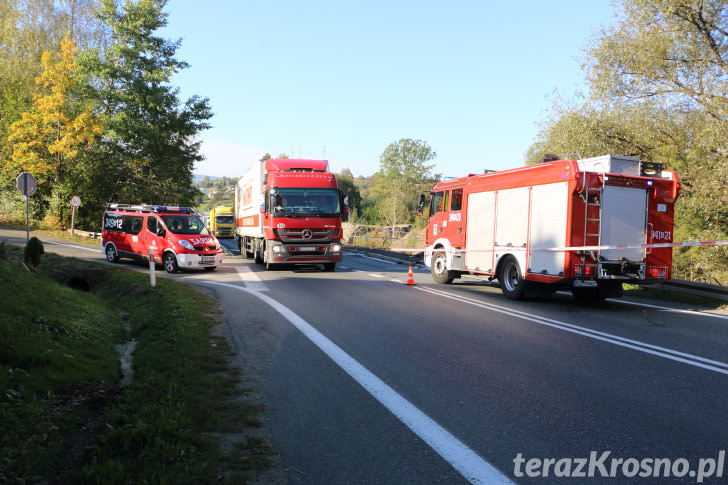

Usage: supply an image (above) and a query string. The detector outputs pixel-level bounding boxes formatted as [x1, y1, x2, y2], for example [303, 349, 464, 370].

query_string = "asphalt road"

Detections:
[5, 228, 728, 484]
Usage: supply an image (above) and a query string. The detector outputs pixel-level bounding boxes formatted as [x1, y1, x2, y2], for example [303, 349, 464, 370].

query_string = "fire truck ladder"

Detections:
[582, 185, 603, 264]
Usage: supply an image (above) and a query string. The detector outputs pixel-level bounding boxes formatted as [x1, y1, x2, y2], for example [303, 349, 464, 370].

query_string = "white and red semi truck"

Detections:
[234, 158, 346, 271]
[419, 155, 681, 300]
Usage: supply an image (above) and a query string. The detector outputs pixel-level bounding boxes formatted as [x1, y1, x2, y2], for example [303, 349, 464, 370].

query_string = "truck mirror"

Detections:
[157, 226, 166, 237]
[339, 191, 349, 221]
[417, 193, 427, 216]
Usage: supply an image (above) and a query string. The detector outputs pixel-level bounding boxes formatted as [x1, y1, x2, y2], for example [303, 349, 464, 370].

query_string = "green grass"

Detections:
[0, 245, 275, 483]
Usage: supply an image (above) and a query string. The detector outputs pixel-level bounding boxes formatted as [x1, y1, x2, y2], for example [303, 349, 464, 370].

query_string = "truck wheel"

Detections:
[241, 237, 253, 259]
[323, 262, 336, 272]
[105, 244, 119, 263]
[163, 252, 179, 273]
[499, 256, 526, 300]
[254, 241, 264, 264]
[431, 251, 454, 284]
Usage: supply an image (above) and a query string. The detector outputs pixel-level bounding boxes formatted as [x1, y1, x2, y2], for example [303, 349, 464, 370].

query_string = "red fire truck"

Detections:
[419, 155, 681, 300]
[234, 159, 346, 271]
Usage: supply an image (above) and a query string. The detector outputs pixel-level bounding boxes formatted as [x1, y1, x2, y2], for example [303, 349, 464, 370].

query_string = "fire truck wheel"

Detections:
[163, 252, 179, 273]
[499, 256, 526, 300]
[431, 251, 454, 284]
[105, 244, 119, 263]
[323, 262, 336, 272]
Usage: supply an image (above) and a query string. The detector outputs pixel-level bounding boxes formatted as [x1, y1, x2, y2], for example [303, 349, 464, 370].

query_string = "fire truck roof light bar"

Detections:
[106, 203, 193, 214]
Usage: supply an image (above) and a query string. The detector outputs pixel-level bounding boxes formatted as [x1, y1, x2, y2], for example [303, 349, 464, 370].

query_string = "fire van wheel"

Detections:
[431, 251, 454, 284]
[203, 266, 217, 272]
[105, 244, 119, 263]
[499, 256, 526, 300]
[163, 252, 179, 273]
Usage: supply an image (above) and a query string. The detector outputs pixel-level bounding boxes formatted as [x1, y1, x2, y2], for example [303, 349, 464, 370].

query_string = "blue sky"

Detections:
[161, 1, 616, 179]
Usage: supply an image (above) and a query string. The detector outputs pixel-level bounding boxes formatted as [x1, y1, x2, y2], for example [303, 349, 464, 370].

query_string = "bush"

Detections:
[24, 237, 44, 266]
[0, 241, 5, 259]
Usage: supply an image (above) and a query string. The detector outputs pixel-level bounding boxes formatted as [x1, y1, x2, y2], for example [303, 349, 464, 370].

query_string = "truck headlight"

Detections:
[272, 245, 284, 254]
[331, 243, 342, 253]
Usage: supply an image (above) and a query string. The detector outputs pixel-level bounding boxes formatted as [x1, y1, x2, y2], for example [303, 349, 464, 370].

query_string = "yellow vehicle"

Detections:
[208, 206, 234, 238]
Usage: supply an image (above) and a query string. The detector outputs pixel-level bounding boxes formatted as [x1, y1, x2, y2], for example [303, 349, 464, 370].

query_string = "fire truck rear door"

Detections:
[600, 186, 648, 261]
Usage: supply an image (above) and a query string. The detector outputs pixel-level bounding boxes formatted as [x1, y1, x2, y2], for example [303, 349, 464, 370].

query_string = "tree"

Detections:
[4, 35, 103, 226]
[335, 169, 362, 220]
[375, 138, 439, 240]
[0, 0, 107, 166]
[83, 0, 212, 206]
[528, 0, 728, 282]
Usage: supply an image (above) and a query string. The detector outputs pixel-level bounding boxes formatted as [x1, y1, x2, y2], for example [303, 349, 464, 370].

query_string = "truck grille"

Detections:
[276, 228, 337, 243]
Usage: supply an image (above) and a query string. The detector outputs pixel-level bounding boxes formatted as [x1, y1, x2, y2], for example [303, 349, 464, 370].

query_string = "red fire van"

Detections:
[101, 204, 224, 273]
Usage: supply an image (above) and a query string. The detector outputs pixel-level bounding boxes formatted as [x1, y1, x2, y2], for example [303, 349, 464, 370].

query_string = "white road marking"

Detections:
[418, 286, 728, 375]
[552, 290, 728, 320]
[347, 252, 401, 265]
[235, 266, 267, 292]
[203, 281, 512, 484]
[44, 240, 100, 253]
[608, 297, 728, 321]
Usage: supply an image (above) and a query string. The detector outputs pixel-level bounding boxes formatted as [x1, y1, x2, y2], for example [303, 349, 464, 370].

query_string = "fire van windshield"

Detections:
[272, 188, 340, 217]
[161, 215, 211, 235]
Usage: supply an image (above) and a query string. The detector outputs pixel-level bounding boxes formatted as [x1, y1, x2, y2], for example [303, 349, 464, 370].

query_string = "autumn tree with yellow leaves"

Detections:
[4, 35, 102, 227]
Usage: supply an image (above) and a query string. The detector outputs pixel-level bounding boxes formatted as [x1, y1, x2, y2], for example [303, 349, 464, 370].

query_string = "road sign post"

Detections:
[70, 196, 81, 236]
[16, 172, 37, 243]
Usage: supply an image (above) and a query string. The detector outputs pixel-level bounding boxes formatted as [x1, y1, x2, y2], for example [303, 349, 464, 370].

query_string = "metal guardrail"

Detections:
[67, 229, 101, 238]
[638, 278, 728, 302]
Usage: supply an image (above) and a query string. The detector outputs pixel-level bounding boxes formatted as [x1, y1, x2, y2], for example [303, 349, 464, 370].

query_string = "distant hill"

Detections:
[194, 174, 221, 184]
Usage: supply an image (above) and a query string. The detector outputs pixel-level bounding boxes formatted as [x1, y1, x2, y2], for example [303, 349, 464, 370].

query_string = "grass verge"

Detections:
[0, 245, 275, 483]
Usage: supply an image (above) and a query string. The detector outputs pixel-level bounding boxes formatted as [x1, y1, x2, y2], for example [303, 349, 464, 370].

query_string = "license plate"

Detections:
[201, 256, 215, 264]
[573, 280, 597, 287]
[297, 246, 316, 252]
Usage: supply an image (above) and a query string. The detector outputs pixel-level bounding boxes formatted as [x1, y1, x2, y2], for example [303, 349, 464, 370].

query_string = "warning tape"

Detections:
[384, 240, 728, 253]
[535, 240, 728, 252]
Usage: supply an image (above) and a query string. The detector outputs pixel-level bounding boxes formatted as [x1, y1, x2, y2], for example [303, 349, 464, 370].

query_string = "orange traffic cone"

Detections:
[405, 266, 416, 285]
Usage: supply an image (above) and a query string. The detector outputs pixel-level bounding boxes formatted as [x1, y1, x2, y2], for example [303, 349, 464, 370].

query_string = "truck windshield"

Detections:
[215, 216, 234, 224]
[161, 215, 212, 235]
[272, 188, 340, 216]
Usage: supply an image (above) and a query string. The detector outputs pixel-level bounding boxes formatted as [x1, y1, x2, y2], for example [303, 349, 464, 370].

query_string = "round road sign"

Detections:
[71, 196, 81, 208]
